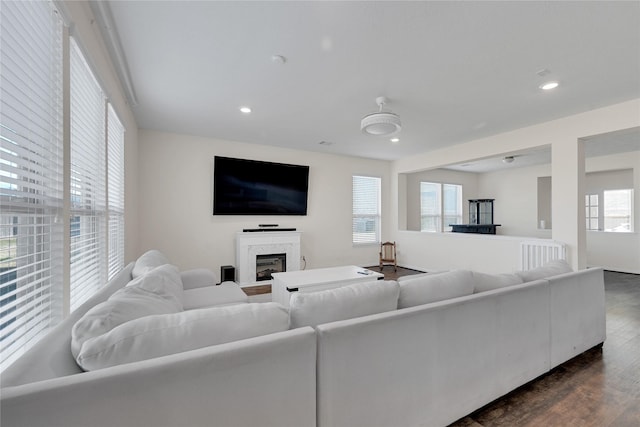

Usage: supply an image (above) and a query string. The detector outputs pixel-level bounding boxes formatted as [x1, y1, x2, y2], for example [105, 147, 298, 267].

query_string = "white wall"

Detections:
[137, 130, 391, 276]
[477, 164, 552, 239]
[391, 99, 640, 273]
[63, 1, 140, 263]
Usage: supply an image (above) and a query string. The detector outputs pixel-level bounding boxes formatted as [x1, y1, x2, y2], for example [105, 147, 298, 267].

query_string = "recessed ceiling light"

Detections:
[539, 81, 559, 91]
[390, 137, 400, 143]
[239, 106, 252, 114]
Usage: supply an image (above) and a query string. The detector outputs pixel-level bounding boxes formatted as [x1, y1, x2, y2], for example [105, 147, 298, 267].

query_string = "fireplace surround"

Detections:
[236, 231, 301, 286]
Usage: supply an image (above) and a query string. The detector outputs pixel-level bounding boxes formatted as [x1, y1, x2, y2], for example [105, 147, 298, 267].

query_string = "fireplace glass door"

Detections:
[256, 253, 286, 281]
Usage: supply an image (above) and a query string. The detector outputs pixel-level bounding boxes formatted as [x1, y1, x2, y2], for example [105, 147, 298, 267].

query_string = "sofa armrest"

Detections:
[548, 267, 605, 367]
[1, 328, 317, 427]
[180, 268, 217, 290]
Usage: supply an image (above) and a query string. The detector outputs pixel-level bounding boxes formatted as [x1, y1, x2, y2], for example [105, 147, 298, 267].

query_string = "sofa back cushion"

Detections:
[398, 270, 474, 309]
[75, 302, 289, 371]
[472, 271, 524, 293]
[289, 280, 400, 328]
[71, 264, 183, 358]
[132, 249, 170, 278]
[396, 271, 446, 282]
[516, 259, 572, 283]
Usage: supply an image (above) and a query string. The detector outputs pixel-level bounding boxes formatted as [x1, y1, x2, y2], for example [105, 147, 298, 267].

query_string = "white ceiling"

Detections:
[104, 1, 640, 161]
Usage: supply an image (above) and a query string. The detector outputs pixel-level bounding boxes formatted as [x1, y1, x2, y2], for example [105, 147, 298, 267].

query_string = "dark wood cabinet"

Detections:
[451, 199, 500, 235]
[450, 224, 500, 234]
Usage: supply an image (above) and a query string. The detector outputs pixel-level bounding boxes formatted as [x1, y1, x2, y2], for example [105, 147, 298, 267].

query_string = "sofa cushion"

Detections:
[516, 259, 573, 283]
[126, 264, 184, 308]
[397, 269, 474, 309]
[132, 249, 170, 278]
[75, 302, 289, 371]
[182, 281, 249, 310]
[289, 280, 400, 329]
[396, 271, 446, 282]
[472, 271, 524, 293]
[180, 268, 218, 290]
[71, 264, 183, 358]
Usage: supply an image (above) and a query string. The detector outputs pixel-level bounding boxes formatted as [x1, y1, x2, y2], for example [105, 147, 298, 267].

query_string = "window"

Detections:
[420, 182, 463, 232]
[69, 37, 107, 311]
[420, 182, 441, 232]
[0, 0, 64, 370]
[604, 189, 633, 232]
[1, 2, 127, 371]
[107, 105, 125, 279]
[353, 175, 381, 244]
[585, 194, 599, 231]
[442, 184, 463, 232]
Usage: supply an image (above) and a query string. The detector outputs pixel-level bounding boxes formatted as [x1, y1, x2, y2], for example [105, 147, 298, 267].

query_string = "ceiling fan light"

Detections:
[361, 112, 402, 136]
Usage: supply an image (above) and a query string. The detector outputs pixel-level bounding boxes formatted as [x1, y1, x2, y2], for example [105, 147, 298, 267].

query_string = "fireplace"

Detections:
[256, 253, 286, 281]
[236, 231, 301, 286]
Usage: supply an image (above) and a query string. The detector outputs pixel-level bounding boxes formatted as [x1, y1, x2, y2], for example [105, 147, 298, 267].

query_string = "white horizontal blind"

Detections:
[0, 0, 64, 370]
[420, 182, 441, 232]
[69, 37, 107, 311]
[106, 104, 125, 279]
[352, 175, 381, 244]
[442, 183, 462, 232]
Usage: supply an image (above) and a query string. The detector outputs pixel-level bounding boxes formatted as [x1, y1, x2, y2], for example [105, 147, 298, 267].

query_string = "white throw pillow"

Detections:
[289, 280, 400, 329]
[397, 269, 474, 309]
[71, 264, 184, 358]
[126, 264, 184, 309]
[75, 302, 289, 371]
[472, 271, 523, 293]
[516, 259, 573, 283]
[132, 249, 170, 278]
[71, 286, 180, 358]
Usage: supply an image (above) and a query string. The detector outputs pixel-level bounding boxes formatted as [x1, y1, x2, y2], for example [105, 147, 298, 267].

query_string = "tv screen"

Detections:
[213, 156, 309, 215]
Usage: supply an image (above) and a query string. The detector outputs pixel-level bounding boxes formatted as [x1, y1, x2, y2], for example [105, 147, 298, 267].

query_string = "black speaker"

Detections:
[220, 265, 235, 283]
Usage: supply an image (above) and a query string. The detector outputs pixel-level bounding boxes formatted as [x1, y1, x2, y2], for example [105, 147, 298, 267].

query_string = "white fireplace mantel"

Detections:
[236, 231, 301, 286]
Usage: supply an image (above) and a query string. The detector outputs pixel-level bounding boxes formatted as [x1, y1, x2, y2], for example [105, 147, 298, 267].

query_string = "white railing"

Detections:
[519, 240, 566, 270]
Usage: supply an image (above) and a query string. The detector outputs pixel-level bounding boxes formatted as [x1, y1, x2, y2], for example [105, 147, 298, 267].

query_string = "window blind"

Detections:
[107, 104, 125, 279]
[0, 0, 64, 370]
[420, 182, 441, 232]
[442, 183, 462, 232]
[69, 37, 107, 311]
[352, 175, 381, 244]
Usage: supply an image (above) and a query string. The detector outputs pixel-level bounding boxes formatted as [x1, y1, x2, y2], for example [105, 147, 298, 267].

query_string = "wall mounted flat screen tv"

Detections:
[213, 156, 309, 215]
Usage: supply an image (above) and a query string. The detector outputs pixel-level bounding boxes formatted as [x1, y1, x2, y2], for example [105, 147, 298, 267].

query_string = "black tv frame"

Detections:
[213, 156, 309, 216]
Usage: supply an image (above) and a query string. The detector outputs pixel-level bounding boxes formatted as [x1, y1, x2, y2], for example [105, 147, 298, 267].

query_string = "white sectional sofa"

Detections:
[315, 266, 605, 427]
[0, 256, 605, 427]
[1, 252, 316, 427]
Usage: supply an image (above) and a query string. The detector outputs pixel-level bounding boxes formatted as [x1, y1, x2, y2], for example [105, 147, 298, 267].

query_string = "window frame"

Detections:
[420, 181, 463, 233]
[1, 1, 127, 371]
[352, 175, 382, 245]
[603, 189, 634, 233]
